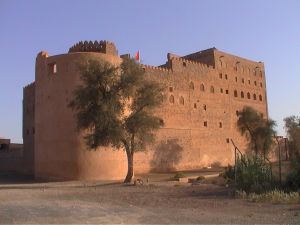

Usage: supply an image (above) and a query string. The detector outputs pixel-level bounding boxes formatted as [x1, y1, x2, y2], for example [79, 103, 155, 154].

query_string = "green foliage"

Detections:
[237, 106, 276, 157]
[236, 190, 300, 204]
[173, 172, 186, 179]
[235, 155, 273, 194]
[69, 58, 165, 182]
[285, 157, 300, 190]
[284, 115, 300, 159]
[221, 164, 235, 180]
[196, 176, 205, 181]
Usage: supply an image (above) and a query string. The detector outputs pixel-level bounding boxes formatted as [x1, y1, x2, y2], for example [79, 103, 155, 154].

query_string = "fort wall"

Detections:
[23, 40, 268, 180]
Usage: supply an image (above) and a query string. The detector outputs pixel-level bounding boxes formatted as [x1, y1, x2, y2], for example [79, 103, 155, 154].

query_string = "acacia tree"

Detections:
[284, 115, 300, 159]
[69, 58, 165, 183]
[237, 106, 276, 158]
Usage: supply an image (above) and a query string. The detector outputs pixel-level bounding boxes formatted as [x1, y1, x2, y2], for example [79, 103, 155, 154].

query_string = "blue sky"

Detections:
[0, 0, 299, 143]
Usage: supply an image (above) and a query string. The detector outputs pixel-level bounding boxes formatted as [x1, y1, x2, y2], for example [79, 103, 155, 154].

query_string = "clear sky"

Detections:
[0, 0, 299, 143]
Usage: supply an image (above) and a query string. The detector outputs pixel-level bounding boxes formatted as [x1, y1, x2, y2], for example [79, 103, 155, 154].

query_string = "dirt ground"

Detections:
[0, 173, 299, 224]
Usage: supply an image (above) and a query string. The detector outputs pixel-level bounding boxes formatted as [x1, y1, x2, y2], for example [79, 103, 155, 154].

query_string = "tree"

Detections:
[284, 115, 300, 159]
[237, 106, 276, 158]
[69, 58, 165, 183]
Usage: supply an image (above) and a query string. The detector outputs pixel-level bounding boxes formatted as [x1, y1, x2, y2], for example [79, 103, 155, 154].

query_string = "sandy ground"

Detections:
[0, 173, 299, 224]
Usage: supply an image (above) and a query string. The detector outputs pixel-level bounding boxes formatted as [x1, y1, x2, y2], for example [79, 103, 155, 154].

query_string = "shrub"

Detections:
[173, 172, 186, 179]
[285, 157, 300, 191]
[236, 189, 300, 204]
[235, 154, 273, 194]
[196, 176, 205, 181]
[221, 164, 235, 180]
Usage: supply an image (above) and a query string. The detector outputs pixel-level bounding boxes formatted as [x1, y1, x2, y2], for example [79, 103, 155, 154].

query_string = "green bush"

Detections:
[236, 189, 300, 204]
[221, 164, 235, 180]
[196, 176, 205, 181]
[173, 172, 186, 179]
[235, 155, 273, 194]
[285, 157, 300, 191]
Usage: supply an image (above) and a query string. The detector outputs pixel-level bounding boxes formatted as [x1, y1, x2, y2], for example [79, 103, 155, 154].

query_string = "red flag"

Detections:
[135, 50, 140, 62]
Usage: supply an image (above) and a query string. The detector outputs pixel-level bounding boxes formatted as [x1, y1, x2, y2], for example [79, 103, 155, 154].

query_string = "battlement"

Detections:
[68, 40, 118, 56]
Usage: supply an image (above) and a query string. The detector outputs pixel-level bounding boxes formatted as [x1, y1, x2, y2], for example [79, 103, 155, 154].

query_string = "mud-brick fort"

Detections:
[21, 40, 268, 180]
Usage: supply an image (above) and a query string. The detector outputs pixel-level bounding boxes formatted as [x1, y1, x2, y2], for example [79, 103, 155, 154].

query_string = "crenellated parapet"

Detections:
[141, 64, 172, 73]
[68, 40, 118, 56]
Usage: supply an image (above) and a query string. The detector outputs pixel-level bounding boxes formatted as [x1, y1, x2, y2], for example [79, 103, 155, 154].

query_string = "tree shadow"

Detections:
[150, 139, 183, 172]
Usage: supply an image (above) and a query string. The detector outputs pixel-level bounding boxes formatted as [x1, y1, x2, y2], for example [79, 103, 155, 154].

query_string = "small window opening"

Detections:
[220, 88, 223, 93]
[194, 103, 197, 109]
[169, 95, 174, 104]
[260, 82, 263, 87]
[235, 77, 238, 82]
[169, 87, 173, 92]
[248, 80, 250, 84]
[226, 138, 230, 143]
[241, 91, 244, 98]
[253, 94, 257, 100]
[204, 121, 207, 127]
[259, 95, 263, 101]
[200, 84, 205, 92]
[254, 81, 257, 86]
[225, 74, 228, 80]
[234, 90, 238, 97]
[219, 122, 222, 128]
[203, 104, 207, 111]
[225, 90, 229, 94]
[247, 92, 251, 99]
[189, 82, 194, 90]
[179, 96, 184, 105]
[183, 62, 186, 67]
[219, 73, 222, 79]
[48, 63, 57, 74]
[242, 78, 245, 84]
[236, 110, 239, 116]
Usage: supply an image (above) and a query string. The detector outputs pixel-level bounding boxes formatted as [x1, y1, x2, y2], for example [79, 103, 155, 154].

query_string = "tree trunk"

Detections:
[124, 149, 134, 183]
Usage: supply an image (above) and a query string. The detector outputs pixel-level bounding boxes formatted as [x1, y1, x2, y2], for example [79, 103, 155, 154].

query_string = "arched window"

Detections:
[169, 95, 174, 104]
[234, 90, 238, 97]
[259, 94, 263, 101]
[189, 81, 194, 90]
[247, 92, 251, 99]
[253, 94, 257, 100]
[179, 96, 184, 105]
[210, 86, 214, 93]
[241, 91, 244, 98]
[200, 84, 205, 92]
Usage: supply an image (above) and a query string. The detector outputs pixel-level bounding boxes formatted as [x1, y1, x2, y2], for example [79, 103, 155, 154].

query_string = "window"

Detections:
[225, 90, 229, 94]
[253, 94, 257, 100]
[203, 104, 207, 111]
[204, 121, 207, 127]
[169, 95, 174, 104]
[242, 78, 245, 84]
[259, 94, 263, 101]
[179, 96, 184, 105]
[200, 84, 205, 92]
[235, 77, 238, 82]
[247, 92, 251, 99]
[189, 82, 194, 90]
[234, 90, 238, 97]
[260, 71, 263, 77]
[226, 138, 230, 143]
[210, 86, 214, 93]
[254, 81, 257, 86]
[183, 62, 186, 67]
[248, 80, 250, 85]
[220, 88, 223, 93]
[169, 87, 173, 92]
[48, 63, 57, 74]
[219, 122, 222, 128]
[219, 73, 222, 79]
[225, 74, 228, 80]
[241, 91, 244, 98]
[236, 110, 239, 116]
[194, 103, 197, 109]
[260, 82, 263, 87]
